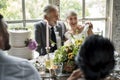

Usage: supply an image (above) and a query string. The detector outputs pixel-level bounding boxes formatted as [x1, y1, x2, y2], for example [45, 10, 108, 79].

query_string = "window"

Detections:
[25, 0, 48, 19]
[1, 0, 107, 37]
[85, 0, 106, 18]
[60, 0, 107, 36]
[0, 0, 22, 20]
[0, 0, 48, 38]
[60, 0, 82, 19]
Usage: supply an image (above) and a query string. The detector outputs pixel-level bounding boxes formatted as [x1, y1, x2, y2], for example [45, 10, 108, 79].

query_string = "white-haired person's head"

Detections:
[43, 5, 59, 26]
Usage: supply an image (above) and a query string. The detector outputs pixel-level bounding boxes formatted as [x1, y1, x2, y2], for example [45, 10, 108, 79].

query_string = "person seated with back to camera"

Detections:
[0, 14, 41, 80]
[34, 5, 66, 55]
[67, 35, 115, 80]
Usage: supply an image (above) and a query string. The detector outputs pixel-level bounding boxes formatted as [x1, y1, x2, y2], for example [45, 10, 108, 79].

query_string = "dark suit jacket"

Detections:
[34, 20, 66, 55]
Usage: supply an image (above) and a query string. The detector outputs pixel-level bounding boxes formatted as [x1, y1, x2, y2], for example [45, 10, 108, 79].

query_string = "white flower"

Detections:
[51, 43, 55, 47]
[64, 40, 73, 46]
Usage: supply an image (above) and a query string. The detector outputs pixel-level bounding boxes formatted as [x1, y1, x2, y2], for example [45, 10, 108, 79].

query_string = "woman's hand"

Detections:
[85, 22, 94, 36]
[85, 22, 93, 29]
[67, 69, 83, 80]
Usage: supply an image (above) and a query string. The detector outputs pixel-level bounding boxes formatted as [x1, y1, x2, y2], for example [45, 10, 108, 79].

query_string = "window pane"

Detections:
[25, 0, 48, 19]
[26, 23, 35, 39]
[88, 21, 105, 36]
[0, 0, 22, 20]
[85, 0, 106, 18]
[60, 0, 82, 20]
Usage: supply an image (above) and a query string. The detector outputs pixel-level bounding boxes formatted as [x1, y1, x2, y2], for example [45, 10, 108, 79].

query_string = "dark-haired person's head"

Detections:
[76, 35, 115, 80]
[0, 14, 11, 50]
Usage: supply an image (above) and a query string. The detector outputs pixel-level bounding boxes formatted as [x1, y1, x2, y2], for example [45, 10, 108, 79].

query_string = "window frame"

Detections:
[6, 0, 110, 36]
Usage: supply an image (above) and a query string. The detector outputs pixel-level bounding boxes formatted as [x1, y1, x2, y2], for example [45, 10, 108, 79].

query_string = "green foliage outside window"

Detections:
[60, 0, 83, 20]
[0, 0, 22, 20]
[0, 0, 106, 37]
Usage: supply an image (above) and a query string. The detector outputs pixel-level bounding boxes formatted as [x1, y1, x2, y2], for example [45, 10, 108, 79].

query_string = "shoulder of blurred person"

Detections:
[0, 14, 41, 80]
[0, 50, 41, 80]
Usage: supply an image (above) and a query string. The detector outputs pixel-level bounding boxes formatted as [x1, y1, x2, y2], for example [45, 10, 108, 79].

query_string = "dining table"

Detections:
[29, 52, 120, 80]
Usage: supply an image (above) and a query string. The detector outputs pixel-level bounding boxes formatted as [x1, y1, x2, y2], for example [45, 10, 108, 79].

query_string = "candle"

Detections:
[46, 20, 49, 48]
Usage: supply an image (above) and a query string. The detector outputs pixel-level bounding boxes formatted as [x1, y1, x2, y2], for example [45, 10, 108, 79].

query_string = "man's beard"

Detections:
[49, 21, 57, 26]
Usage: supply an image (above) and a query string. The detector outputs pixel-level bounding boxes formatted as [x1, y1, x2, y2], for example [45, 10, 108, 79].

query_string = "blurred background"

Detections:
[0, 0, 119, 53]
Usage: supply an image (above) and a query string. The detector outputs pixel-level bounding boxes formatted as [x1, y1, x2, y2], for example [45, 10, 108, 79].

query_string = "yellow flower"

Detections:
[68, 53, 72, 56]
[65, 46, 69, 52]
[68, 53, 74, 60]
[75, 39, 83, 46]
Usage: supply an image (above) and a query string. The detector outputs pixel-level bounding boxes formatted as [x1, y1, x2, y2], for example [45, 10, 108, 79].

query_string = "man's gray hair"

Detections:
[43, 5, 58, 16]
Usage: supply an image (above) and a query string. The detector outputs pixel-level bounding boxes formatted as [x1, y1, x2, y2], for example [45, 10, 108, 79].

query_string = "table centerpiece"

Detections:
[54, 34, 85, 73]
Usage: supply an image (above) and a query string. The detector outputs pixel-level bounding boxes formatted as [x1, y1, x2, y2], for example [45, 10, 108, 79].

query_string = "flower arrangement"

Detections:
[25, 39, 38, 50]
[54, 36, 84, 73]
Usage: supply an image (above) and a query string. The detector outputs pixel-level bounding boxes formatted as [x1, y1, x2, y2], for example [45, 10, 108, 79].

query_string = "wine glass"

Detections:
[53, 64, 63, 76]
[37, 56, 46, 76]
[45, 59, 53, 70]
[45, 54, 55, 80]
